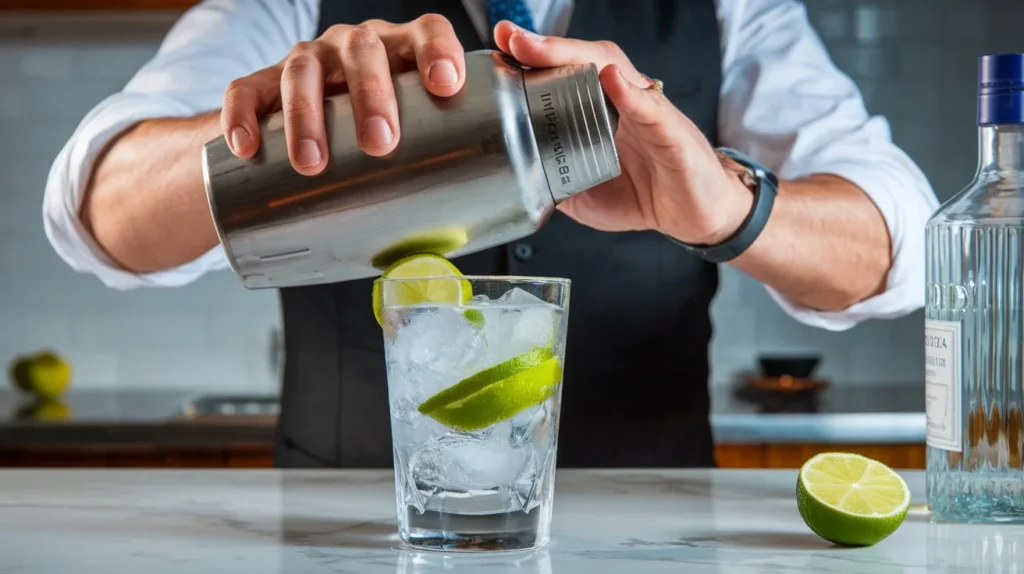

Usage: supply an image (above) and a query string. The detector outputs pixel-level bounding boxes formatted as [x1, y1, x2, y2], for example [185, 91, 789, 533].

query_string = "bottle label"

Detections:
[925, 319, 962, 452]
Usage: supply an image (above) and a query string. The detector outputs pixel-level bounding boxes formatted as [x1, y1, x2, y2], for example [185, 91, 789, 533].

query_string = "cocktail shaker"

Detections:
[202, 50, 620, 289]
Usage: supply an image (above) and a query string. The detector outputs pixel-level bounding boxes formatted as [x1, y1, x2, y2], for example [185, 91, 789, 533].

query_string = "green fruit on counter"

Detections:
[796, 452, 910, 547]
[9, 351, 72, 399]
[8, 356, 32, 393]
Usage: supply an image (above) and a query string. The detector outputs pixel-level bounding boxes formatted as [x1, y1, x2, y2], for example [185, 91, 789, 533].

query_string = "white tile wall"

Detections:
[710, 0, 1024, 386]
[0, 16, 280, 392]
[0, 1, 1017, 391]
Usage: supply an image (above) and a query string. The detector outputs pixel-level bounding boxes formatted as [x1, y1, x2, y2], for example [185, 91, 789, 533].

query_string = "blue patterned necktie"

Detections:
[487, 0, 536, 33]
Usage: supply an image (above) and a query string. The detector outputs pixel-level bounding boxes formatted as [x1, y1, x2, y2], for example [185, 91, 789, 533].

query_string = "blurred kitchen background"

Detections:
[0, 0, 1016, 468]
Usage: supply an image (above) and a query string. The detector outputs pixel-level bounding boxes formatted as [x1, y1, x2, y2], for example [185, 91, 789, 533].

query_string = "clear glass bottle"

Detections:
[926, 53, 1024, 522]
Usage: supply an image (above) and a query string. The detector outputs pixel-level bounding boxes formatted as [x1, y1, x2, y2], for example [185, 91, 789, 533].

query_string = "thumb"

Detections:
[599, 65, 676, 145]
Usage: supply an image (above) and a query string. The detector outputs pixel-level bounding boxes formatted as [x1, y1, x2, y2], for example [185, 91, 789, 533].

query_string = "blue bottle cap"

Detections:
[978, 53, 1024, 125]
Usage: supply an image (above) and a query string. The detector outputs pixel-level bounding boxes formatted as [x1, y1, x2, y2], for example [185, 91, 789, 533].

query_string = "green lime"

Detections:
[796, 452, 911, 547]
[370, 228, 469, 270]
[418, 346, 561, 431]
[372, 254, 472, 326]
[8, 355, 32, 393]
[463, 308, 486, 329]
[10, 351, 71, 400]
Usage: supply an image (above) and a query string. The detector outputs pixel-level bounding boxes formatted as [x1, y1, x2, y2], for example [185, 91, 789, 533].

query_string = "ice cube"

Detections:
[406, 308, 484, 368]
[510, 403, 549, 447]
[389, 306, 486, 392]
[513, 305, 556, 348]
[409, 434, 529, 492]
[409, 440, 447, 494]
[474, 294, 558, 366]
[493, 286, 546, 306]
[391, 395, 420, 424]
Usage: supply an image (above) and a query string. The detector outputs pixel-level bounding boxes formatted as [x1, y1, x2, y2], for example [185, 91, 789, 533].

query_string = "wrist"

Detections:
[664, 147, 778, 264]
[702, 160, 756, 245]
[663, 152, 755, 245]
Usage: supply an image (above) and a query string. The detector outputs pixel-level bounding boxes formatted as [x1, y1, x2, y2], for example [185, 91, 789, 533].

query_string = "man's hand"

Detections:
[221, 14, 466, 173]
[493, 22, 892, 312]
[493, 21, 753, 246]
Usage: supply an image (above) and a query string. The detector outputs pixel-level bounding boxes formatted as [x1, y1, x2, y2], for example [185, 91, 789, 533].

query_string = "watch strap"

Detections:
[670, 147, 778, 264]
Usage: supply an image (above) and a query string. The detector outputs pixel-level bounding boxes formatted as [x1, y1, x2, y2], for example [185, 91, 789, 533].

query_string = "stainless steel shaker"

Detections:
[202, 50, 620, 289]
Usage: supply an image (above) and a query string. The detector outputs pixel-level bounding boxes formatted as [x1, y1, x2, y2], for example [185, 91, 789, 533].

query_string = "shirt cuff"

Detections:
[42, 92, 228, 291]
[763, 159, 924, 331]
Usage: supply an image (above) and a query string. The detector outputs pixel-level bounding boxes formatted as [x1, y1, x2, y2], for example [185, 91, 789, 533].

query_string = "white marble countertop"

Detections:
[0, 469, 1018, 573]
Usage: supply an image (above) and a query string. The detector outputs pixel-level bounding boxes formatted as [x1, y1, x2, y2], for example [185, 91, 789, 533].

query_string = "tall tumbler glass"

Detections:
[379, 276, 571, 551]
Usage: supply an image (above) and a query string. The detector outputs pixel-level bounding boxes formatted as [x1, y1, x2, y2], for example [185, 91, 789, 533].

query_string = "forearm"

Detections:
[81, 112, 222, 274]
[730, 174, 892, 312]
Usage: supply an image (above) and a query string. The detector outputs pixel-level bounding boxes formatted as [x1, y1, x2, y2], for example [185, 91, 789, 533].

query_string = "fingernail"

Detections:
[428, 59, 458, 86]
[295, 138, 322, 167]
[361, 116, 394, 148]
[230, 126, 251, 152]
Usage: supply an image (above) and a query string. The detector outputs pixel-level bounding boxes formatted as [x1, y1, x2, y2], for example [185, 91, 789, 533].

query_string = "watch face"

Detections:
[716, 149, 757, 191]
[716, 147, 777, 187]
[717, 146, 758, 167]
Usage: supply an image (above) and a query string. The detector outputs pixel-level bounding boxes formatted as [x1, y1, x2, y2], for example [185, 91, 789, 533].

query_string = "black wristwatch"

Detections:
[669, 147, 778, 263]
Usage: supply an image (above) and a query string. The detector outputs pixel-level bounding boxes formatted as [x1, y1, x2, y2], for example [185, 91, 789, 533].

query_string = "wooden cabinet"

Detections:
[0, 444, 274, 468]
[0, 443, 925, 469]
[715, 443, 926, 470]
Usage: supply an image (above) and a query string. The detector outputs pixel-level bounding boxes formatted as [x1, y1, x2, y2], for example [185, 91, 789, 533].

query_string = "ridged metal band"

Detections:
[523, 63, 621, 203]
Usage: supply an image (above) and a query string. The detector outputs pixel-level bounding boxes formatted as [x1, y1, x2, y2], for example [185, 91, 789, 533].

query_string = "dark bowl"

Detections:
[758, 355, 821, 379]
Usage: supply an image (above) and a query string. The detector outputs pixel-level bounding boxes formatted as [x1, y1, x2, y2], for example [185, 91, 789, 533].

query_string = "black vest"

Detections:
[275, 0, 723, 469]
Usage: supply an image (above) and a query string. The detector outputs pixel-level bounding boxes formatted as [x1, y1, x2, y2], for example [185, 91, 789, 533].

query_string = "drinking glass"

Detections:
[379, 276, 571, 551]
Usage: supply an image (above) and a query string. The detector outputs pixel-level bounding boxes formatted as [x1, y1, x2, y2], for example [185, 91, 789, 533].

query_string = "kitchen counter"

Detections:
[710, 384, 924, 444]
[0, 468, 1011, 573]
[0, 383, 924, 447]
[0, 390, 274, 448]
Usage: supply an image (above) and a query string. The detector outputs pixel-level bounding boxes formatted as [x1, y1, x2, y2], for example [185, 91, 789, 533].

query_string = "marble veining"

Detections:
[0, 469, 1018, 573]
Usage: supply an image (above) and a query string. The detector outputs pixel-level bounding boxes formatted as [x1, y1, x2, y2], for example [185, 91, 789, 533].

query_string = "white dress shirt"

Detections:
[41, 0, 940, 331]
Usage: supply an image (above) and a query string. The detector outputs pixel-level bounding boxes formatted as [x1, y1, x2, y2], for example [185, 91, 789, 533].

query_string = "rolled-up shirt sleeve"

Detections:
[42, 0, 317, 290]
[715, 0, 940, 330]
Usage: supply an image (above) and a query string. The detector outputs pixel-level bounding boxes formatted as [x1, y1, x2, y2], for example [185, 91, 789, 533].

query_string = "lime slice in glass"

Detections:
[418, 346, 561, 431]
[372, 254, 472, 326]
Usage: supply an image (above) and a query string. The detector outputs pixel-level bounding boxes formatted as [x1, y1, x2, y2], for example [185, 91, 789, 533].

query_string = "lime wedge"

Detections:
[370, 227, 469, 270]
[418, 347, 562, 431]
[372, 254, 472, 326]
[463, 308, 486, 329]
[796, 452, 911, 547]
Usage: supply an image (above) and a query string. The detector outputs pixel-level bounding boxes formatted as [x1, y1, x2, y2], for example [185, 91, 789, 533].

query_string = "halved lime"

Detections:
[796, 452, 911, 547]
[372, 254, 472, 326]
[418, 346, 561, 431]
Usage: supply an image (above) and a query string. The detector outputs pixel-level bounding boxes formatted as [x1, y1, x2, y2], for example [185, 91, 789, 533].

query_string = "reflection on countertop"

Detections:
[0, 382, 924, 447]
[0, 390, 275, 448]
